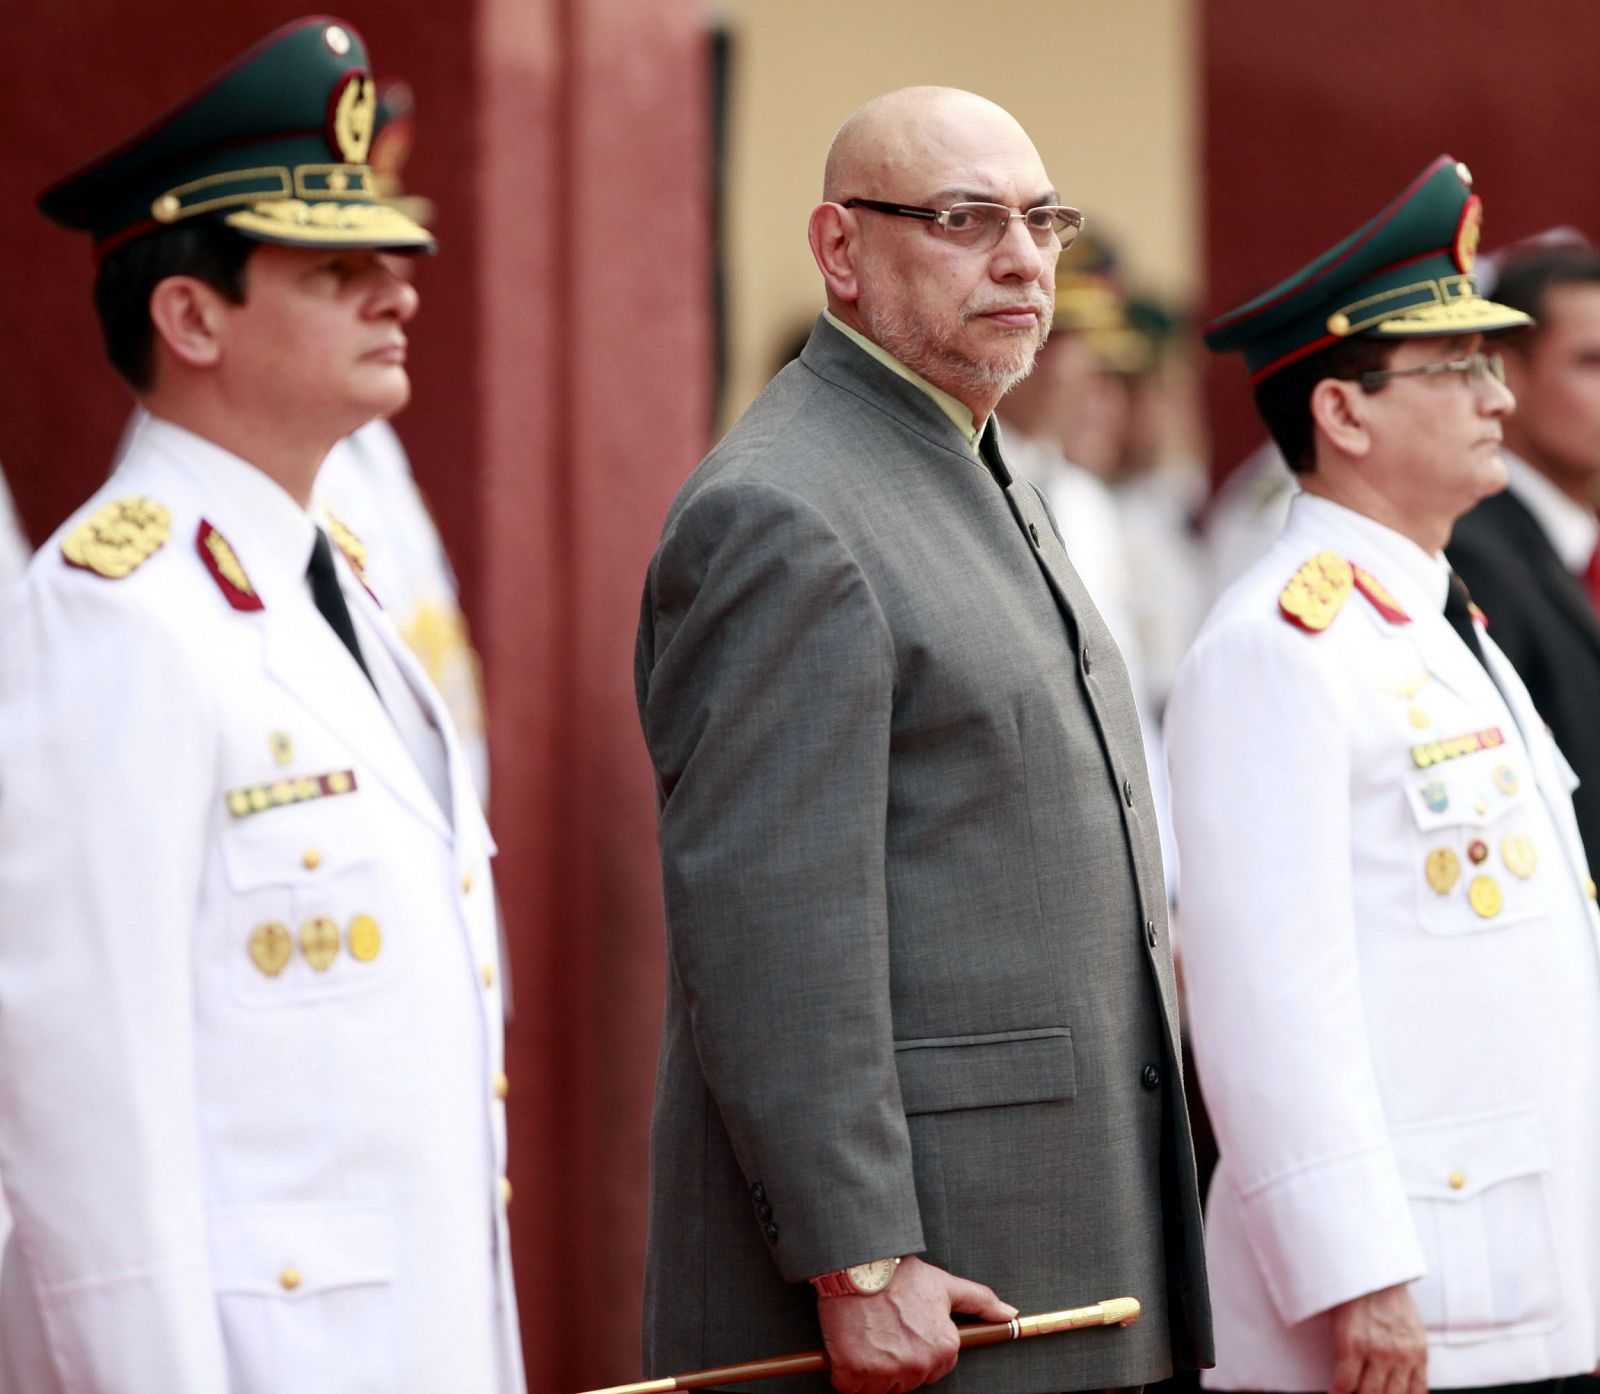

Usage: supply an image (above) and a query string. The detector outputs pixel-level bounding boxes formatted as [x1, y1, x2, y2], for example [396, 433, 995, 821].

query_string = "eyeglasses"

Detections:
[1358, 351, 1506, 393]
[842, 197, 1085, 253]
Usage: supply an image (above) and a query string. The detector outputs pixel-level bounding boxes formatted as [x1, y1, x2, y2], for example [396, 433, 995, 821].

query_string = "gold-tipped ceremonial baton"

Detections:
[573, 1296, 1140, 1394]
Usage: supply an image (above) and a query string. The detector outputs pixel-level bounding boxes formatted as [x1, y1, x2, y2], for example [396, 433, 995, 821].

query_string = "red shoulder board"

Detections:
[1350, 562, 1410, 625]
[197, 520, 264, 612]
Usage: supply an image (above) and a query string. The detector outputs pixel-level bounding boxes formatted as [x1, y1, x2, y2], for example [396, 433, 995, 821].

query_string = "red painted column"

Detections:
[1202, 0, 1600, 486]
[0, 2, 709, 1387]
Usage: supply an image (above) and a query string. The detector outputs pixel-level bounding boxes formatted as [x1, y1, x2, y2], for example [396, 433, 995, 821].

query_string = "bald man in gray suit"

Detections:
[634, 87, 1211, 1394]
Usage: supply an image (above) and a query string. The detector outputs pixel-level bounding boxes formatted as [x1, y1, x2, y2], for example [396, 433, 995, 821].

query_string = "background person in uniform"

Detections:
[635, 85, 1211, 1394]
[0, 19, 524, 1392]
[1167, 156, 1600, 1394]
[1448, 239, 1600, 877]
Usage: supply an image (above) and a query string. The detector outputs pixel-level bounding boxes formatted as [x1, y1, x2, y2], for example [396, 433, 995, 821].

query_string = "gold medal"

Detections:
[299, 915, 341, 971]
[248, 922, 293, 977]
[1501, 833, 1537, 880]
[1468, 874, 1503, 919]
[1425, 847, 1460, 895]
[347, 914, 382, 963]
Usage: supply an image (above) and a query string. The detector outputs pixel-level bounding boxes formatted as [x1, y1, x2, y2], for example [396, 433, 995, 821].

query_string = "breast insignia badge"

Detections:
[197, 520, 265, 611]
[1279, 550, 1354, 632]
[1425, 847, 1460, 894]
[61, 496, 170, 579]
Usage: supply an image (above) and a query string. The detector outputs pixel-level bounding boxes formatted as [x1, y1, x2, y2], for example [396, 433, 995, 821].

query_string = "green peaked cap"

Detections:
[1204, 155, 1528, 383]
[38, 15, 434, 258]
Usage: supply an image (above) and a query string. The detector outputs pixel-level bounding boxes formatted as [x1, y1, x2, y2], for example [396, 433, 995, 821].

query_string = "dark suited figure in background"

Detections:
[634, 85, 1211, 1394]
[1449, 245, 1600, 876]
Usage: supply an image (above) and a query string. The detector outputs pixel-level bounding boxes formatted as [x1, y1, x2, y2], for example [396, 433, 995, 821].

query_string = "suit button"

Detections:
[764, 1222, 779, 1243]
[1141, 1063, 1162, 1090]
[481, 962, 496, 988]
[1028, 522, 1041, 548]
[279, 1265, 302, 1292]
[1448, 1169, 1466, 1191]
[1587, 878, 1598, 901]
[1123, 778, 1134, 807]
[462, 870, 475, 894]
[751, 1181, 767, 1203]
[1145, 919, 1157, 948]
[1081, 646, 1091, 675]
[301, 848, 322, 870]
[499, 1176, 514, 1207]
[493, 1071, 510, 1100]
[757, 1201, 773, 1221]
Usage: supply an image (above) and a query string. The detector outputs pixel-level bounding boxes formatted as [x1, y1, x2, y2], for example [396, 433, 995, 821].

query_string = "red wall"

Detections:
[0, 2, 709, 1387]
[1202, 0, 1600, 483]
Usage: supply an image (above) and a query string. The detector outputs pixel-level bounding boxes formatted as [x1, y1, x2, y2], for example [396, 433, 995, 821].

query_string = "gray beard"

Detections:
[862, 302, 1047, 402]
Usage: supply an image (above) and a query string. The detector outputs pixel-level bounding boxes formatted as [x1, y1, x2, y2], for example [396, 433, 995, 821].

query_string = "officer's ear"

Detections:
[1309, 375, 1373, 459]
[147, 275, 230, 371]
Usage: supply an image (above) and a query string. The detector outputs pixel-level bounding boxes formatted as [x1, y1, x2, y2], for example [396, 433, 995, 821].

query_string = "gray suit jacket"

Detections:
[634, 318, 1211, 1394]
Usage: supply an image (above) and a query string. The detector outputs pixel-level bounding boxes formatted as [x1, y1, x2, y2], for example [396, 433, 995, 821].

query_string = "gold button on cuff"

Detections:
[301, 849, 322, 871]
[280, 1265, 303, 1291]
[493, 1071, 510, 1100]
[1448, 1169, 1466, 1191]
[481, 962, 496, 988]
[499, 1176, 513, 1206]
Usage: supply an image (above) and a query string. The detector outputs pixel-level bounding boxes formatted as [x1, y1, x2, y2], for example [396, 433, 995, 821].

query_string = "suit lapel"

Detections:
[336, 556, 495, 854]
[262, 597, 453, 841]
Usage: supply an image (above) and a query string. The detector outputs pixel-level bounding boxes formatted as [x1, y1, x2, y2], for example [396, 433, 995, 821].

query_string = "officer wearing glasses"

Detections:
[635, 86, 1212, 1394]
[1168, 156, 1600, 1394]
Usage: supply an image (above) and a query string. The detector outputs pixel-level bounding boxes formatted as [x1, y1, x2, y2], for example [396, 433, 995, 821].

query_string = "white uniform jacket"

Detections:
[0, 416, 523, 1394]
[1167, 493, 1600, 1390]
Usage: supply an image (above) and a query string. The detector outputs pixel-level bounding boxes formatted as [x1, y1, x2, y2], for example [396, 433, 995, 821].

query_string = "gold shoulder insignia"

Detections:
[325, 512, 368, 577]
[1350, 562, 1411, 624]
[1279, 550, 1354, 633]
[61, 496, 170, 580]
[197, 519, 264, 612]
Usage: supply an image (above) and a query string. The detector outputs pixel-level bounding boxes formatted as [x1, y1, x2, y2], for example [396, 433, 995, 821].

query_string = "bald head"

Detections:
[822, 87, 1045, 204]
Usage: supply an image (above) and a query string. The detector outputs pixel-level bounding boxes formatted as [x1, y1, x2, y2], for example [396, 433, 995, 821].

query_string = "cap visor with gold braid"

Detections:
[1204, 155, 1528, 384]
[37, 15, 434, 259]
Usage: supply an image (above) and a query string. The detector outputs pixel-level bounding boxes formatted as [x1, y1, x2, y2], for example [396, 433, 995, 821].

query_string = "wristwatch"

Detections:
[810, 1256, 901, 1297]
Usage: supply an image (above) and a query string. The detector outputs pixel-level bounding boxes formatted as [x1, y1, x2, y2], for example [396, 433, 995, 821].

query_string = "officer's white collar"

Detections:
[124, 413, 323, 604]
[1287, 492, 1451, 615]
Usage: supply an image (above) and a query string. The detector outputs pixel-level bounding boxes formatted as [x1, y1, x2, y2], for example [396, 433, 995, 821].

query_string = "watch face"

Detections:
[847, 1257, 898, 1293]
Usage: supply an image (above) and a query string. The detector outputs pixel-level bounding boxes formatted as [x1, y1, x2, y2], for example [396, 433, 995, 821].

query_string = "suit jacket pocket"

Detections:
[894, 1027, 1075, 1115]
[1391, 1107, 1562, 1341]
[209, 1200, 399, 1393]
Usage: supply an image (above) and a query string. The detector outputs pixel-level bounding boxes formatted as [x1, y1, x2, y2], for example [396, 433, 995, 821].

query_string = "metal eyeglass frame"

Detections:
[1357, 351, 1505, 393]
[841, 197, 1085, 251]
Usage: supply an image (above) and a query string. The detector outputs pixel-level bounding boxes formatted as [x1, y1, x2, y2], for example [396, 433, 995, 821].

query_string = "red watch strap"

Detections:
[810, 1269, 858, 1297]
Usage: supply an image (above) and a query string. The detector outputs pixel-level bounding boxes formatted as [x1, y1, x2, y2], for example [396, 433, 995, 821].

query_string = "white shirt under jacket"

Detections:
[0, 415, 524, 1394]
[1166, 492, 1600, 1390]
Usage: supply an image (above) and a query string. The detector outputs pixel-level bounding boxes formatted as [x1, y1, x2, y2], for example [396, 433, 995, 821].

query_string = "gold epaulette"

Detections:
[61, 496, 171, 579]
[1279, 550, 1353, 632]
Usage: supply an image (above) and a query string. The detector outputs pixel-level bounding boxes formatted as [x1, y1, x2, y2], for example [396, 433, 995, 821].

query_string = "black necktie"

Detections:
[1445, 573, 1490, 672]
[978, 420, 1012, 487]
[307, 527, 374, 687]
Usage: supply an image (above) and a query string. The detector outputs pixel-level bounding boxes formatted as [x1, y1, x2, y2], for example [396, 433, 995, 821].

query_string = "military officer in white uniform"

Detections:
[1167, 157, 1600, 1394]
[0, 19, 524, 1393]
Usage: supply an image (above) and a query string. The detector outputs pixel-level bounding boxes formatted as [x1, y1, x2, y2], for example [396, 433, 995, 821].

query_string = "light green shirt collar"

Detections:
[822, 310, 982, 452]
